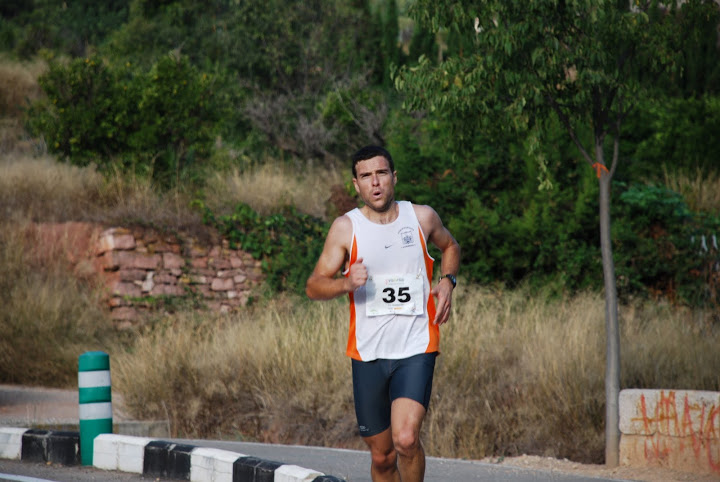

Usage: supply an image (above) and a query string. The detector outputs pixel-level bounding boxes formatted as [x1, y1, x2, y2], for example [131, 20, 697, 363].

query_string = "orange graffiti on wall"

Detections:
[635, 390, 720, 473]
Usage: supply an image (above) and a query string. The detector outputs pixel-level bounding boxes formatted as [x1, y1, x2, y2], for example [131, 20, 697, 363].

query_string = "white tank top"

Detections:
[344, 201, 438, 361]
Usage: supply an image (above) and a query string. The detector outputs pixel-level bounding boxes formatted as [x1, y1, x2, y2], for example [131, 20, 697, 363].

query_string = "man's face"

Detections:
[352, 156, 397, 213]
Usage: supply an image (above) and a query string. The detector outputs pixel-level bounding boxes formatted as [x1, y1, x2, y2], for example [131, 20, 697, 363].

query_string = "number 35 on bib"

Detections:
[365, 274, 425, 317]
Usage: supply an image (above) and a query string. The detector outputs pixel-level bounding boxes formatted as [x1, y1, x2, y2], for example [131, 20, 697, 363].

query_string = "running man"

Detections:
[306, 145, 461, 482]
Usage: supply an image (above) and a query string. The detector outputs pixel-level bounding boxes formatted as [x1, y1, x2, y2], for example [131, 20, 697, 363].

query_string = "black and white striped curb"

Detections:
[0, 427, 345, 481]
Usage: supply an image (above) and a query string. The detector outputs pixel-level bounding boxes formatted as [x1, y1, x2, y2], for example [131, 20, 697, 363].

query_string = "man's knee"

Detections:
[393, 428, 421, 457]
[370, 446, 397, 471]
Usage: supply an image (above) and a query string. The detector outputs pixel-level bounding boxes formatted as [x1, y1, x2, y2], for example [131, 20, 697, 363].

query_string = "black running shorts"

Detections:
[351, 352, 437, 438]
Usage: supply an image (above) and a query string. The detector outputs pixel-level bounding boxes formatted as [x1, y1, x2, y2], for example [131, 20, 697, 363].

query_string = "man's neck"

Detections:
[360, 201, 399, 225]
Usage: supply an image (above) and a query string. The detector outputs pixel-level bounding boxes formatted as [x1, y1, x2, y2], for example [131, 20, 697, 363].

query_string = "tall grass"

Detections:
[0, 56, 45, 118]
[0, 154, 210, 233]
[112, 296, 358, 446]
[0, 223, 115, 386]
[663, 165, 720, 214]
[0, 154, 344, 228]
[0, 154, 106, 222]
[112, 286, 720, 463]
[203, 159, 345, 219]
[0, 57, 46, 155]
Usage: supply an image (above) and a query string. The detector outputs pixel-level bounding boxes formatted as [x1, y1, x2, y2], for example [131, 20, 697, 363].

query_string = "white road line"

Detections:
[0, 474, 56, 482]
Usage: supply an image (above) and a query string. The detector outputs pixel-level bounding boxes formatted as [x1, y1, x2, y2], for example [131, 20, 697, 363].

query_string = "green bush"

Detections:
[129, 54, 222, 187]
[387, 110, 602, 290]
[318, 80, 390, 155]
[622, 95, 720, 180]
[613, 183, 720, 310]
[4, 0, 129, 58]
[199, 202, 329, 295]
[385, 104, 720, 309]
[25, 56, 130, 162]
[25, 53, 221, 187]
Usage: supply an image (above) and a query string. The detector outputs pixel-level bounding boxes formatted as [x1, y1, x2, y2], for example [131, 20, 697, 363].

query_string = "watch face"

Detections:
[444, 274, 456, 288]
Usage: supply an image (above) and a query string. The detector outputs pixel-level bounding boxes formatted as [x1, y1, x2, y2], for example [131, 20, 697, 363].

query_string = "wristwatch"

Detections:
[440, 274, 457, 289]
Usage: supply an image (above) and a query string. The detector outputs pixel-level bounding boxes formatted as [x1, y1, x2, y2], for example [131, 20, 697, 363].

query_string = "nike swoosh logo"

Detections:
[385, 244, 393, 249]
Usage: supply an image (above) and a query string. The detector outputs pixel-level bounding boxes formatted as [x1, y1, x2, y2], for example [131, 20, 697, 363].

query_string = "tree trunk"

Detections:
[598, 157, 620, 467]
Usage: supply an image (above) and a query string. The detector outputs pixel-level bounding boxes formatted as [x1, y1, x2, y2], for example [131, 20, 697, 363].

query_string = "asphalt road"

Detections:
[0, 458, 178, 482]
[170, 439, 623, 482]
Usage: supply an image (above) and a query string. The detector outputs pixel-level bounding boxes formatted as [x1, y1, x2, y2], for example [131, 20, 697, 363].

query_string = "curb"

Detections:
[0, 426, 346, 482]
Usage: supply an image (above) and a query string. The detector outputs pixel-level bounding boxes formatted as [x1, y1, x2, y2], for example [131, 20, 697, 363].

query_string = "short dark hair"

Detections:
[351, 145, 394, 178]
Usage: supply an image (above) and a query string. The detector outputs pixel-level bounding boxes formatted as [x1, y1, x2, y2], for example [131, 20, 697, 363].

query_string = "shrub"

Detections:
[613, 182, 720, 311]
[25, 56, 130, 162]
[387, 110, 602, 290]
[622, 95, 720, 180]
[2, 0, 128, 58]
[128, 54, 222, 187]
[199, 202, 329, 295]
[25, 53, 221, 188]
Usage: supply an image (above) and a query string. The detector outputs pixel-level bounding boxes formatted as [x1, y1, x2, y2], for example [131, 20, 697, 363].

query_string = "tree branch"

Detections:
[545, 91, 594, 166]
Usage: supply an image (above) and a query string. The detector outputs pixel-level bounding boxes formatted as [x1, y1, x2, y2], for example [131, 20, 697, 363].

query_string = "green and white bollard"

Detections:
[78, 351, 113, 466]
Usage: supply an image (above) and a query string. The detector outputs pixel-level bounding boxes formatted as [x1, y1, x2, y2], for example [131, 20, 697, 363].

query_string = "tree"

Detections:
[380, 0, 401, 87]
[6, 0, 129, 58]
[394, 0, 719, 466]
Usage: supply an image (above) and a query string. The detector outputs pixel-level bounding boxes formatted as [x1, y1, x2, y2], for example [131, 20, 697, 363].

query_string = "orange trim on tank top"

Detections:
[346, 235, 361, 360]
[419, 228, 439, 353]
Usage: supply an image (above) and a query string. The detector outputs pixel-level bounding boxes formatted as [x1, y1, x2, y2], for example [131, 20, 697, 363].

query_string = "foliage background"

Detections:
[1, 0, 720, 465]
[2, 0, 719, 310]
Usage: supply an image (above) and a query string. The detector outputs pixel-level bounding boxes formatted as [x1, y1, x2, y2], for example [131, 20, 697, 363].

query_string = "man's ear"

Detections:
[352, 177, 360, 193]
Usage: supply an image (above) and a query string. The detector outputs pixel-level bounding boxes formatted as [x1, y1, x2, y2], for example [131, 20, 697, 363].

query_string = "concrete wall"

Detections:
[620, 389, 720, 476]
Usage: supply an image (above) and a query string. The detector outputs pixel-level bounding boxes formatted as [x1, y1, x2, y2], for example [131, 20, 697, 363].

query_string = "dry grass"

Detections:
[0, 154, 106, 222]
[663, 165, 720, 214]
[203, 160, 345, 219]
[112, 295, 357, 446]
[0, 154, 211, 234]
[0, 56, 46, 117]
[0, 222, 115, 387]
[0, 153, 345, 231]
[0, 154, 211, 236]
[0, 57, 46, 155]
[112, 286, 720, 463]
[425, 287, 608, 461]
[97, 164, 207, 234]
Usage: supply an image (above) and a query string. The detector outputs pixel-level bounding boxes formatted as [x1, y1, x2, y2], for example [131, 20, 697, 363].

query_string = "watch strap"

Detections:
[440, 274, 457, 289]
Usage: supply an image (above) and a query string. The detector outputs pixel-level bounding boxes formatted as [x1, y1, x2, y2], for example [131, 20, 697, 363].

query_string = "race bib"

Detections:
[365, 273, 424, 317]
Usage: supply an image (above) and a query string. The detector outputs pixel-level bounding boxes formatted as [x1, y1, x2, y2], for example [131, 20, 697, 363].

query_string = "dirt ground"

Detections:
[477, 454, 720, 481]
[1, 384, 717, 481]
[0, 384, 133, 425]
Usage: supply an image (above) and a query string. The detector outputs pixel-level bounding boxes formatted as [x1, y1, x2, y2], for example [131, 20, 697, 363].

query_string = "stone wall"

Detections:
[28, 222, 263, 327]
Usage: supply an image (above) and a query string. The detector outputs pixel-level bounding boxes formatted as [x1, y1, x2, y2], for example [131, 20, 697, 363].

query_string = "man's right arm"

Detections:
[306, 215, 362, 300]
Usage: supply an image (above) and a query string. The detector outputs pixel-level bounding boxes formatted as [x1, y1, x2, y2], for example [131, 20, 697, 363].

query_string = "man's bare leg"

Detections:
[391, 397, 427, 482]
[363, 427, 401, 482]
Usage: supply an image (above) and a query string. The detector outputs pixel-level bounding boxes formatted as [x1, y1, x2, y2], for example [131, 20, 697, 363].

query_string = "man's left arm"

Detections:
[415, 205, 461, 325]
